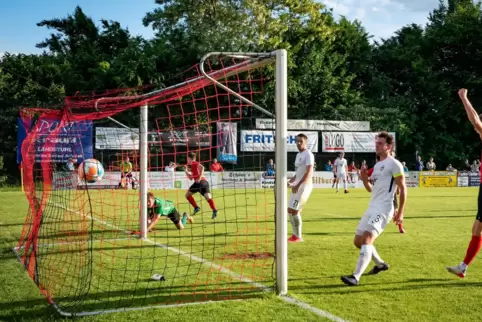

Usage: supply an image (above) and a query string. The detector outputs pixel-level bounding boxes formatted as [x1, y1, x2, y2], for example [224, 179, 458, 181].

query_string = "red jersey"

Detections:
[210, 163, 223, 172]
[190, 161, 205, 180]
[348, 165, 357, 172]
[367, 167, 374, 177]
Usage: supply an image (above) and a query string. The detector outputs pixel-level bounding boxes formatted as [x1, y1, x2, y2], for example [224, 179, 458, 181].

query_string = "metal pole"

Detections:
[275, 49, 288, 296]
[139, 103, 149, 239]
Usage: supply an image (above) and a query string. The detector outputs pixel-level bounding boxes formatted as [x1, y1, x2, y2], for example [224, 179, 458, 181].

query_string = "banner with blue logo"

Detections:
[17, 117, 93, 164]
[240, 130, 318, 152]
[217, 122, 238, 163]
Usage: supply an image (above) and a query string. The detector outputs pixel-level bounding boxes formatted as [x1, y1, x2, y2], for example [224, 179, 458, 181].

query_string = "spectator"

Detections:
[348, 161, 357, 183]
[426, 157, 436, 171]
[446, 164, 456, 171]
[266, 159, 275, 176]
[210, 158, 224, 172]
[471, 160, 479, 172]
[325, 160, 333, 172]
[402, 162, 409, 172]
[164, 162, 176, 172]
[415, 151, 424, 171]
[463, 159, 471, 170]
[360, 160, 367, 170]
[66, 158, 75, 171]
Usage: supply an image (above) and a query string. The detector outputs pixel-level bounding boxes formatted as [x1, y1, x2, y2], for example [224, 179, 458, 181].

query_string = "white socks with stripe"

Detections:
[353, 244, 373, 280]
[290, 214, 302, 239]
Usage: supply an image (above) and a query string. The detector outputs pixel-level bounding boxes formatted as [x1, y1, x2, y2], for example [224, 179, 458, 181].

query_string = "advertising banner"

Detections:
[419, 171, 457, 187]
[95, 127, 139, 150]
[153, 130, 211, 147]
[457, 171, 469, 187]
[18, 117, 93, 163]
[241, 130, 318, 152]
[321, 132, 396, 153]
[405, 171, 420, 188]
[217, 122, 237, 163]
[255, 118, 370, 131]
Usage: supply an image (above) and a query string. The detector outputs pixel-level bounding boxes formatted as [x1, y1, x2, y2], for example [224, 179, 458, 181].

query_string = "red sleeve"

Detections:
[210, 164, 215, 171]
[367, 167, 374, 177]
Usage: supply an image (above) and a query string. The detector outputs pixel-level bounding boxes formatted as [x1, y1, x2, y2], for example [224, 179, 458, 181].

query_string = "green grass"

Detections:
[1, 187, 482, 321]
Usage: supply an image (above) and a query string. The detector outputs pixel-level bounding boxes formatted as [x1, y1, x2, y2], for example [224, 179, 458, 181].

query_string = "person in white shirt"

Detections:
[341, 132, 407, 286]
[334, 152, 349, 193]
[287, 133, 314, 243]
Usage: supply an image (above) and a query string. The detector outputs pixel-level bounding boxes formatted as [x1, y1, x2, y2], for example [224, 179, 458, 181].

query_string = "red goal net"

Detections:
[15, 54, 278, 316]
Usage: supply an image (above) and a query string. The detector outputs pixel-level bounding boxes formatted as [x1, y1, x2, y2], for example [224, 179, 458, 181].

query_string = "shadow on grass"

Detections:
[0, 283, 270, 319]
[288, 278, 482, 295]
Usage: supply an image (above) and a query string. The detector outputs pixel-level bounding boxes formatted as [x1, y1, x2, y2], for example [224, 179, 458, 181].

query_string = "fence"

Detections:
[51, 170, 480, 190]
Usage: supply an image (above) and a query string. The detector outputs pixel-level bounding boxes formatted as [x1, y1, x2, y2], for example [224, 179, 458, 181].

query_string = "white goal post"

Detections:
[94, 50, 289, 296]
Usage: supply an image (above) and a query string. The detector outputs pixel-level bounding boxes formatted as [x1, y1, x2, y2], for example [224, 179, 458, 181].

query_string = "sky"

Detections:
[0, 0, 443, 56]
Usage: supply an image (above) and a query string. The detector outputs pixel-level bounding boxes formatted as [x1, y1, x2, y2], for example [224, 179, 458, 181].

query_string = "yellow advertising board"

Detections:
[419, 171, 457, 187]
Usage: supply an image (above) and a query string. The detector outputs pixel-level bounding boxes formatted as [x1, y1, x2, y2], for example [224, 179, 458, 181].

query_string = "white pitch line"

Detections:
[39, 201, 349, 321]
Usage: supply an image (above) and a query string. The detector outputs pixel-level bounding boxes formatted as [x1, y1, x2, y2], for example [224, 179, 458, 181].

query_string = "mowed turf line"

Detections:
[0, 187, 481, 321]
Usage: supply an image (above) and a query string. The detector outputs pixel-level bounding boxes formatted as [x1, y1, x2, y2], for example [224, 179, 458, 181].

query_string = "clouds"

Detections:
[319, 0, 440, 40]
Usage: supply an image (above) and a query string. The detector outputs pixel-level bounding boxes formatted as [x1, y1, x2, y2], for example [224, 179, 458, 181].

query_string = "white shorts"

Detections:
[355, 208, 394, 236]
[288, 184, 313, 211]
[337, 172, 347, 180]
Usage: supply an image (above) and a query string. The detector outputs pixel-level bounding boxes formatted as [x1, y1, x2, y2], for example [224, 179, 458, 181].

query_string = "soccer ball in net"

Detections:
[78, 159, 104, 183]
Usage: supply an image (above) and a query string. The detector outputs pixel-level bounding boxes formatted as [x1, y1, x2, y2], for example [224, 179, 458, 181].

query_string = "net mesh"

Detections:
[15, 55, 278, 315]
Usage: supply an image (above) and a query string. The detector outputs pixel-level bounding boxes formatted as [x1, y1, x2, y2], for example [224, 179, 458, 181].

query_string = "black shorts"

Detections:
[121, 172, 133, 178]
[189, 180, 210, 195]
[149, 208, 181, 225]
[477, 184, 482, 222]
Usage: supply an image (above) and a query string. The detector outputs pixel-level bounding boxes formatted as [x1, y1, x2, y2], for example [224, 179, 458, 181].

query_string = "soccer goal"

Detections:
[14, 50, 288, 316]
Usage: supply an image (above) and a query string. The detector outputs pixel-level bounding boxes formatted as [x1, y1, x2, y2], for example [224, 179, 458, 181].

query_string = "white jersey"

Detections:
[368, 156, 404, 211]
[334, 158, 347, 173]
[293, 149, 314, 186]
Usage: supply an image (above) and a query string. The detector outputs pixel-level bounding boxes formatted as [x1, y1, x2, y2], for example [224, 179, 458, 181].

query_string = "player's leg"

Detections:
[335, 176, 339, 192]
[201, 180, 217, 219]
[447, 185, 482, 277]
[332, 173, 336, 188]
[118, 172, 125, 188]
[342, 173, 349, 193]
[341, 211, 391, 286]
[128, 173, 134, 189]
[169, 209, 193, 230]
[287, 186, 310, 242]
[186, 183, 200, 214]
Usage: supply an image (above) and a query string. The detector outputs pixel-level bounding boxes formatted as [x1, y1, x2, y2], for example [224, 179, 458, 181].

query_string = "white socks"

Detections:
[335, 181, 339, 191]
[290, 214, 302, 239]
[343, 179, 347, 190]
[353, 245, 373, 280]
[371, 246, 384, 266]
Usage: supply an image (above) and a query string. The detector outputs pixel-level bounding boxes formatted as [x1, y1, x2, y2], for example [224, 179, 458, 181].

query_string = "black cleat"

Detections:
[367, 262, 390, 275]
[341, 275, 359, 286]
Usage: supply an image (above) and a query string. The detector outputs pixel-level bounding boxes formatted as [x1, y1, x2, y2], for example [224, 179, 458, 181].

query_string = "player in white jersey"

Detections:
[287, 133, 314, 243]
[341, 132, 407, 286]
[334, 152, 349, 193]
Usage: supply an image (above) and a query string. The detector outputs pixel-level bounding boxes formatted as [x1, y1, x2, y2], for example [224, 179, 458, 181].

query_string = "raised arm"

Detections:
[359, 168, 372, 192]
[459, 88, 482, 136]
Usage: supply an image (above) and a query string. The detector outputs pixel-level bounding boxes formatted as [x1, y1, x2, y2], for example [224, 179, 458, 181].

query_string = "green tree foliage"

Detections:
[4, 0, 482, 181]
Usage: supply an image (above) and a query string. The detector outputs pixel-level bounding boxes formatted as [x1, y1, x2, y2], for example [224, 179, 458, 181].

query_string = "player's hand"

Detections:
[393, 210, 404, 225]
[359, 168, 368, 181]
[458, 88, 468, 98]
[292, 185, 299, 194]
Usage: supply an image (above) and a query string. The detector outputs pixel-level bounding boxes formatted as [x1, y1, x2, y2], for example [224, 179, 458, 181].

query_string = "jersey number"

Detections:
[371, 215, 381, 224]
[292, 200, 299, 208]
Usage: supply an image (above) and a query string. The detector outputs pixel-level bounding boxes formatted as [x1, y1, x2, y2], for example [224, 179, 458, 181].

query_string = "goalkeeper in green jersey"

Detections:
[146, 192, 193, 231]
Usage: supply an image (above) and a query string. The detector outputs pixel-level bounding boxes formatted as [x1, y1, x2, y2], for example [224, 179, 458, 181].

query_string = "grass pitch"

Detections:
[1, 187, 481, 321]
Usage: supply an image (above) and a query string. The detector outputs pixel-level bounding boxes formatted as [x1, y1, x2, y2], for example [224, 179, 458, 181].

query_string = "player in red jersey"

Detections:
[184, 152, 218, 219]
[446, 89, 482, 278]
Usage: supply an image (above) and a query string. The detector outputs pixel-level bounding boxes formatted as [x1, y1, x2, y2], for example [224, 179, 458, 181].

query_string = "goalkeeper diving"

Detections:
[146, 192, 193, 231]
